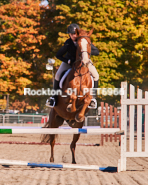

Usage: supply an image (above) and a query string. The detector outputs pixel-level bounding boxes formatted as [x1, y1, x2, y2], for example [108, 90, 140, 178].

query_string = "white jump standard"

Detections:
[118, 81, 148, 172]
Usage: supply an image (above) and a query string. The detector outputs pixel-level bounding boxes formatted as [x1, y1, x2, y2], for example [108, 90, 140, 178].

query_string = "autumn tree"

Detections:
[0, 0, 10, 6]
[0, 0, 54, 112]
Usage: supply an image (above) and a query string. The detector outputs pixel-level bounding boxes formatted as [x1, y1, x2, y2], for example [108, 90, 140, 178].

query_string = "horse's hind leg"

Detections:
[50, 114, 64, 162]
[43, 108, 64, 162]
[50, 134, 55, 162]
[47, 109, 57, 162]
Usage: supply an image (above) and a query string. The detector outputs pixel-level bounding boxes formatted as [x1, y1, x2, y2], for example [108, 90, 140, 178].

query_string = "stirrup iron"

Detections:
[45, 97, 55, 108]
[88, 98, 97, 109]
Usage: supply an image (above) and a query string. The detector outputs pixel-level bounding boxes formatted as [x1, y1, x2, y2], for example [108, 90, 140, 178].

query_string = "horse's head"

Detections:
[75, 28, 93, 66]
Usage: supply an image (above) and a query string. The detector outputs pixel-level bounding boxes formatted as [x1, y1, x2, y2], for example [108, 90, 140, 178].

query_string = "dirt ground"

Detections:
[0, 132, 148, 185]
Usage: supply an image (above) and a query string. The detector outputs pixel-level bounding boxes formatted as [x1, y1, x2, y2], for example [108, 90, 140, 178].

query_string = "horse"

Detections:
[42, 28, 94, 164]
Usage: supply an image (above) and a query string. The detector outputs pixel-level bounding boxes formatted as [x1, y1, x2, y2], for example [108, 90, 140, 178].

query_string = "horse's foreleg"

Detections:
[75, 96, 91, 122]
[50, 134, 55, 162]
[70, 134, 80, 164]
[66, 93, 77, 112]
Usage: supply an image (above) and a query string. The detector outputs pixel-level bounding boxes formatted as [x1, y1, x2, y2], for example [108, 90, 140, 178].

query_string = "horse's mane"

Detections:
[78, 29, 88, 36]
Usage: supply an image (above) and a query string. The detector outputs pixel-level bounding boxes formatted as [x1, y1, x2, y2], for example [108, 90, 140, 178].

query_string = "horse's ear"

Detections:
[75, 28, 79, 36]
[87, 28, 94, 37]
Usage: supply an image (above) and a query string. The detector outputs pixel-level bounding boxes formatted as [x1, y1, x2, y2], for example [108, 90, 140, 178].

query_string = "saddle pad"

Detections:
[91, 76, 94, 88]
[59, 69, 72, 89]
[59, 69, 94, 89]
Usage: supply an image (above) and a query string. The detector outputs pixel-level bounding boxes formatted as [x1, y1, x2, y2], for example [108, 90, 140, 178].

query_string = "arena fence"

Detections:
[0, 114, 48, 125]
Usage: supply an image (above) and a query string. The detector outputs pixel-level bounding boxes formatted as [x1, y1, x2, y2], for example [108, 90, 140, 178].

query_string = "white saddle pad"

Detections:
[59, 69, 72, 89]
[91, 76, 94, 88]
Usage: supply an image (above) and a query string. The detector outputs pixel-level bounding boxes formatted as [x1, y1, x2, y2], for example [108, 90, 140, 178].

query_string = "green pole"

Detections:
[0, 129, 12, 134]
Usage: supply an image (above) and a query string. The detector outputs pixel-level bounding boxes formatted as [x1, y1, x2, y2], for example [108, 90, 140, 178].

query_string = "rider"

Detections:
[47, 23, 99, 108]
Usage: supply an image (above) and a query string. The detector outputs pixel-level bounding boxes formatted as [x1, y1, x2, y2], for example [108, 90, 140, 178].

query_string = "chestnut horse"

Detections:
[42, 28, 93, 164]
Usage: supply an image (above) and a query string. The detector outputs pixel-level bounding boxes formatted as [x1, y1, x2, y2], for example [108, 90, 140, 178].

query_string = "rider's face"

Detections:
[69, 33, 77, 41]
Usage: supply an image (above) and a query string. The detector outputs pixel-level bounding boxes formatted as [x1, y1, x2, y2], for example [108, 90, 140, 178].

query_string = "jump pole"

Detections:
[0, 141, 99, 146]
[0, 159, 117, 171]
[0, 128, 124, 135]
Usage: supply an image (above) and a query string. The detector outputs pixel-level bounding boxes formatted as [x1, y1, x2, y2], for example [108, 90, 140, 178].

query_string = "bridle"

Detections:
[77, 36, 91, 59]
[73, 35, 92, 94]
[73, 35, 92, 78]
[76, 36, 91, 62]
[74, 35, 92, 70]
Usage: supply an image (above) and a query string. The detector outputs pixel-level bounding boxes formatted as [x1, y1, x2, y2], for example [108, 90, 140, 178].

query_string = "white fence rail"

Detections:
[118, 81, 148, 172]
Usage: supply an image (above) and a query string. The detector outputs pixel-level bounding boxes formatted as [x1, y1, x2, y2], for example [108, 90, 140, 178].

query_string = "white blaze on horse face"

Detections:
[81, 38, 89, 64]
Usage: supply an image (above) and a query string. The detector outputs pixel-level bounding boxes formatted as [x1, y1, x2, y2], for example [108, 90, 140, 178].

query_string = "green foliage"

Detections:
[0, 0, 10, 6]
[52, 0, 148, 105]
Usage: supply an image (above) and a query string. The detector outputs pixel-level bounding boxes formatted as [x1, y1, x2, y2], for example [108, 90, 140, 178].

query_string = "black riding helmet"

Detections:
[67, 23, 80, 34]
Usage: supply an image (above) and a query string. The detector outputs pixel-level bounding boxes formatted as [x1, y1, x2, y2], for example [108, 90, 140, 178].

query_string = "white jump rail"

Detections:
[0, 128, 123, 135]
[118, 81, 148, 172]
[0, 159, 117, 171]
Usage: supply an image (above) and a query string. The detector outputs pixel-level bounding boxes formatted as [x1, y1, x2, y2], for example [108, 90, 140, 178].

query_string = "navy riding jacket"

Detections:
[56, 38, 99, 65]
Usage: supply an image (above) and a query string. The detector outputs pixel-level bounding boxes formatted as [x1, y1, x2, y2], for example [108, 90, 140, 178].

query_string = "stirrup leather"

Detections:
[45, 97, 55, 108]
[88, 98, 97, 109]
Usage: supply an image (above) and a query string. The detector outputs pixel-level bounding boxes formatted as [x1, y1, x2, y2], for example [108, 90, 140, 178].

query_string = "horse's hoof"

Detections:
[75, 114, 85, 123]
[66, 104, 72, 112]
[68, 120, 76, 127]
[67, 104, 77, 112]
[50, 157, 54, 162]
[76, 104, 83, 111]
[72, 161, 76, 164]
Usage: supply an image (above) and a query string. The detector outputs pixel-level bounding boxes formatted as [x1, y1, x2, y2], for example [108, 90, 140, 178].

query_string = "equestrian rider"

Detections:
[47, 23, 99, 108]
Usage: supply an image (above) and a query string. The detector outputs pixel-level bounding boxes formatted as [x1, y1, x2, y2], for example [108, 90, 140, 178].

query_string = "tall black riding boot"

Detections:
[88, 80, 98, 109]
[46, 79, 59, 108]
[94, 80, 98, 89]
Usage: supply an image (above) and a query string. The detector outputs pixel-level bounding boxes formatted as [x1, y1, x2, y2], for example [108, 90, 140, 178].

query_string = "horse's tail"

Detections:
[40, 120, 54, 143]
[40, 109, 62, 143]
